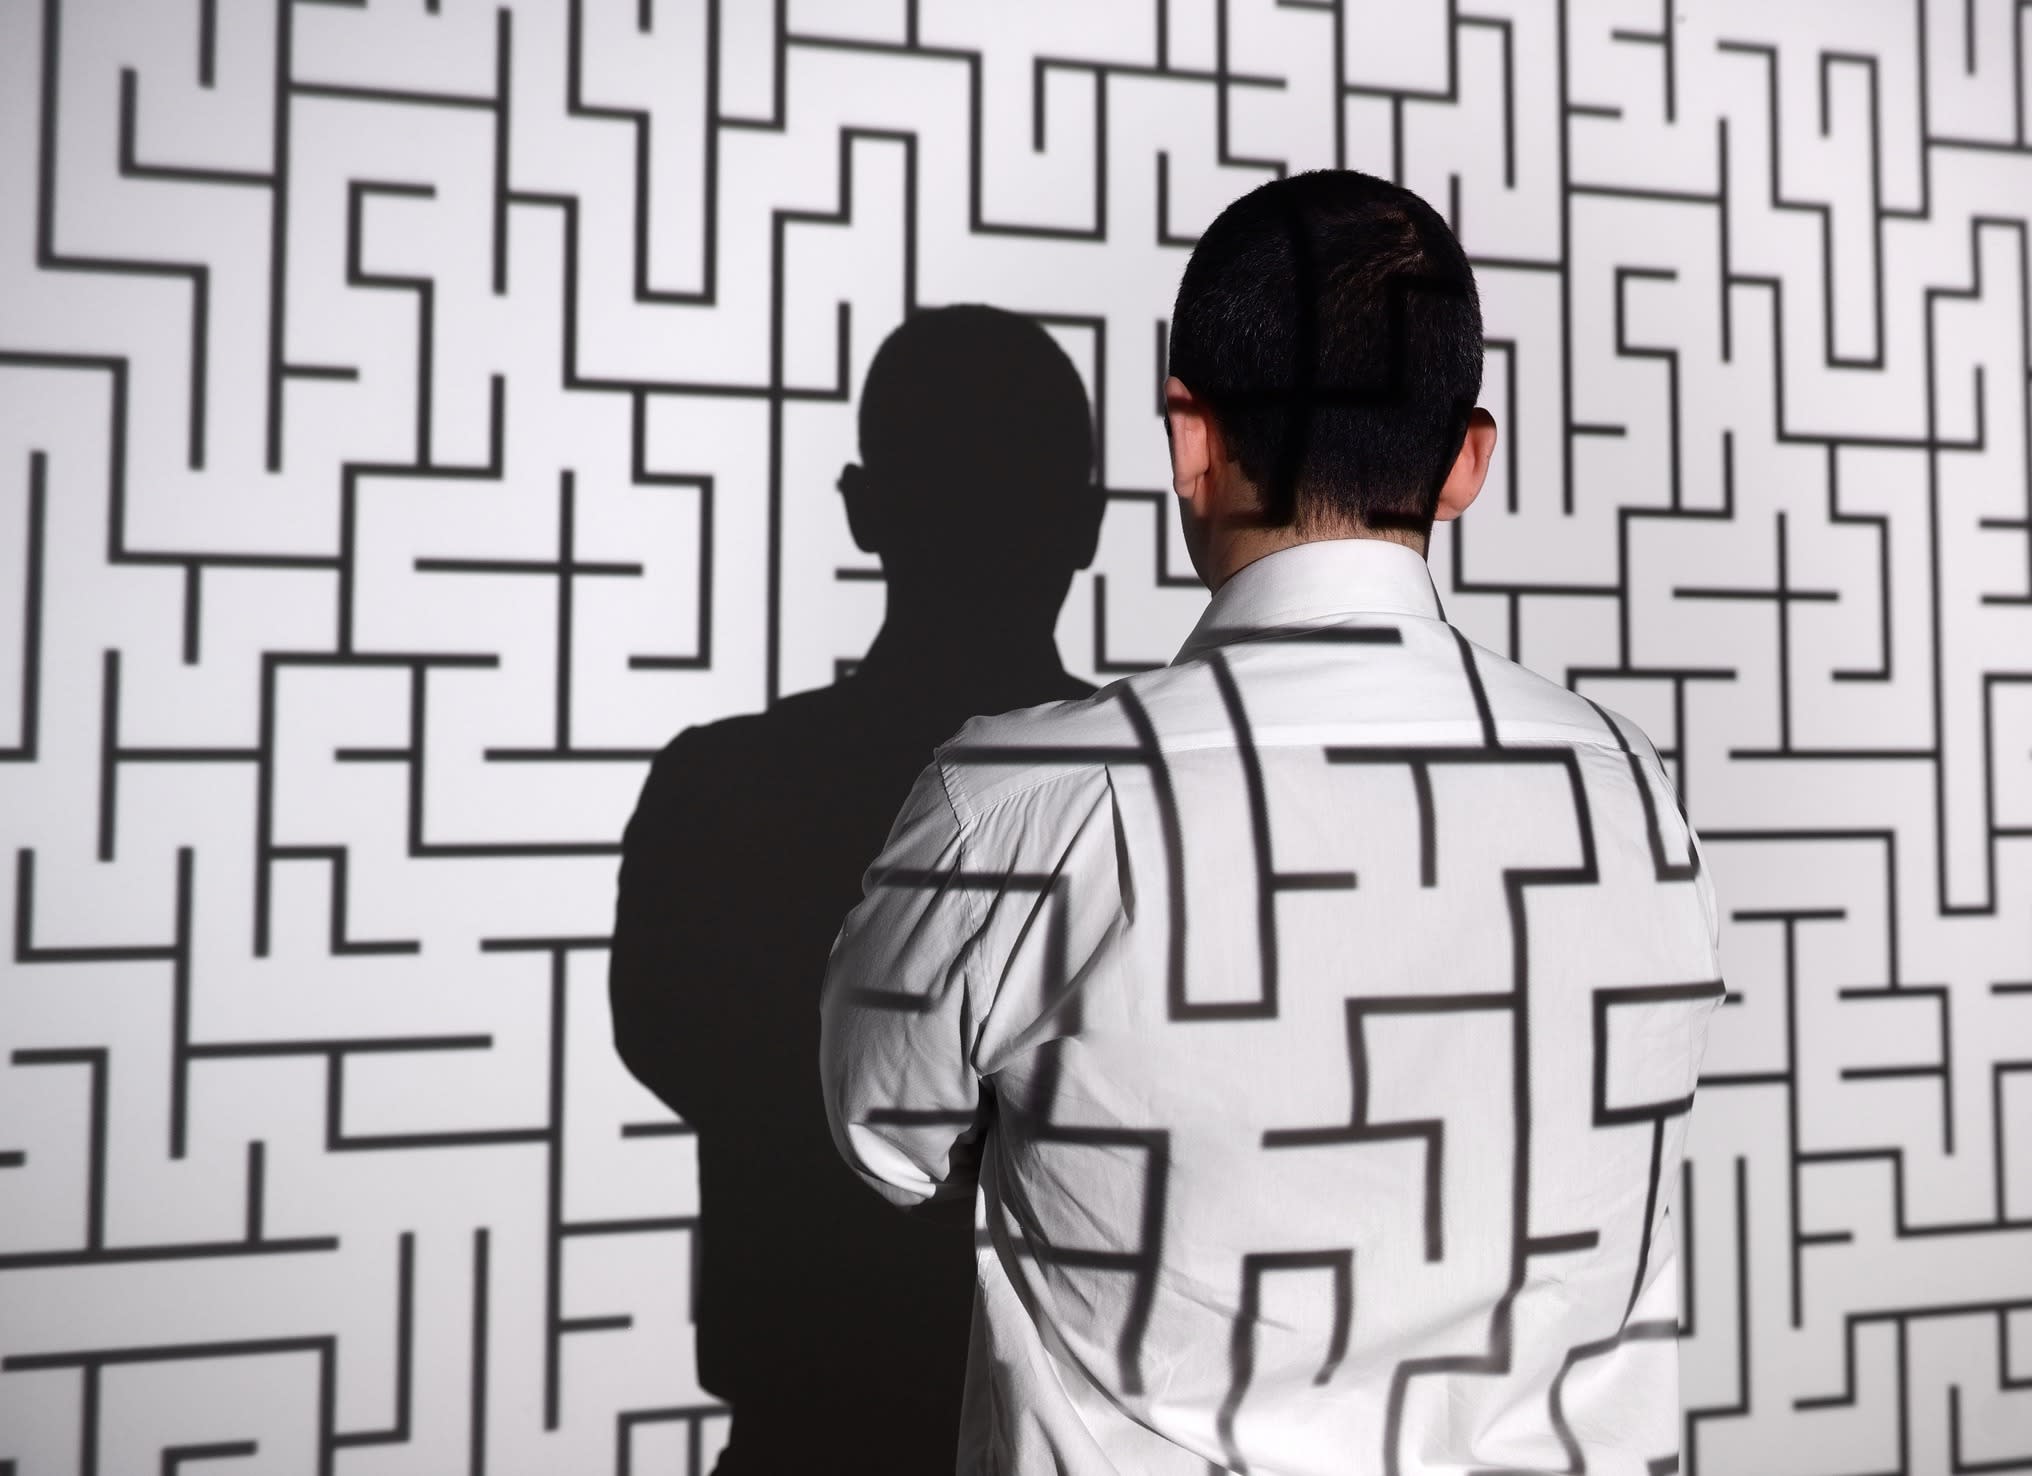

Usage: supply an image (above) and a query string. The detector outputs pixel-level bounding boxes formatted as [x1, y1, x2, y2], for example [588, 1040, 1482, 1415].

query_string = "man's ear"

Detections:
[1163, 375, 1215, 519]
[837, 462, 882, 553]
[1432, 408, 1497, 523]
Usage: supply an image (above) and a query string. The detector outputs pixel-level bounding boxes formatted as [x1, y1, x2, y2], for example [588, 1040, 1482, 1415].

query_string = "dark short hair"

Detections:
[1166, 169, 1483, 532]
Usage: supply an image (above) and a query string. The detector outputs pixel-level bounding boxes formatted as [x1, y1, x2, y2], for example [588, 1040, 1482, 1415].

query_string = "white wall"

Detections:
[1, 0, 2029, 1471]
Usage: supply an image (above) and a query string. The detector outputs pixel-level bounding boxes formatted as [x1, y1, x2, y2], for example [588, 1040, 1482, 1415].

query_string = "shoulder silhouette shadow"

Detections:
[609, 305, 1104, 1474]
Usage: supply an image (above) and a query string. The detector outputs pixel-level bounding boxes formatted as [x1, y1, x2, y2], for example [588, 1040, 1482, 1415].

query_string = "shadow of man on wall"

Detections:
[609, 304, 1104, 1473]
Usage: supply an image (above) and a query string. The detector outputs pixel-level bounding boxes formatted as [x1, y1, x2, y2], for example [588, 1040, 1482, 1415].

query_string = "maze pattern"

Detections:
[820, 594, 1731, 1473]
[1, 0, 2030, 1471]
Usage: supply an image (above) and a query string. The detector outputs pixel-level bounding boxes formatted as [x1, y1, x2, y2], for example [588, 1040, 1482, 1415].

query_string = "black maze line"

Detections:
[941, 630, 1630, 1035]
[615, 1402, 731, 1476]
[849, 845, 1170, 1390]
[848, 865, 1058, 1014]
[1697, 898, 2031, 1334]
[476, 935, 703, 1433]
[904, 851, 1175, 1404]
[1833, 983, 1954, 1156]
[1216, 1248, 1354, 1475]
[993, 1114, 1171, 1403]
[163, 1439, 259, 1474]
[1263, 993, 1517, 1267]
[7, 1335, 343, 1476]
[1683, 1154, 1752, 1474]
[1594, 981, 1730, 1325]
[15, 847, 196, 1156]
[4, 0, 2024, 1469]
[2, 1236, 436, 1476]
[925, 640, 1712, 1461]
[18, 0, 2029, 667]
[0, 450, 45, 760]
[19, 49, 715, 677]
[0, 931, 698, 1449]
[1367, 755, 1603, 1476]
[1208, 649, 1358, 1014]
[1579, 693, 1702, 884]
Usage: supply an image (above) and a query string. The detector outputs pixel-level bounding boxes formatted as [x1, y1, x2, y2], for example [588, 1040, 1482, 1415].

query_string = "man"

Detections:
[818, 169, 1725, 1475]
[610, 305, 1104, 1472]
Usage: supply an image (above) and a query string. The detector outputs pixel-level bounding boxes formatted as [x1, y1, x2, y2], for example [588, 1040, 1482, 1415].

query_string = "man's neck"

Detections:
[1205, 522, 1428, 593]
[856, 599, 1071, 694]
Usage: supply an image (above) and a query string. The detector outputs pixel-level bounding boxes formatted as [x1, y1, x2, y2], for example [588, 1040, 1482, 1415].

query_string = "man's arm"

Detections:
[817, 754, 989, 1228]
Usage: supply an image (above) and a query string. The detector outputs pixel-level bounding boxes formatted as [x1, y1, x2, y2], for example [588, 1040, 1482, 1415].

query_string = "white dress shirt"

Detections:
[818, 536, 1725, 1476]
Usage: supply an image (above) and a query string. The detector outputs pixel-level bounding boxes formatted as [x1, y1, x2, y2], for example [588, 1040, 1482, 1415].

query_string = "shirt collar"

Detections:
[1170, 536, 1449, 666]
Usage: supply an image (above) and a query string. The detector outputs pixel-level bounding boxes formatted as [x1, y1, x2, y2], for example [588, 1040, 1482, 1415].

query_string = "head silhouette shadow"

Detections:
[610, 305, 1103, 1474]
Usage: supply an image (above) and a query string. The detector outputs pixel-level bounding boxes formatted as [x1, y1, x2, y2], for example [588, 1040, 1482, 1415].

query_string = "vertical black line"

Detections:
[1937, 991, 1954, 1155]
[1500, 20, 1515, 188]
[1214, 0, 1230, 161]
[86, 1053, 108, 1249]
[416, 276, 435, 463]
[1411, 759, 1436, 885]
[15, 452, 47, 759]
[265, 0, 291, 471]
[1677, 1155, 1696, 1336]
[171, 846, 193, 1158]
[556, 472, 575, 751]
[182, 563, 202, 664]
[702, 0, 721, 295]
[1120, 689, 1187, 1015]
[900, 132, 918, 312]
[188, 267, 210, 470]
[1774, 510, 1791, 750]
[1623, 1118, 1665, 1323]
[1717, 119, 1732, 363]
[1783, 920, 1803, 1331]
[35, 0, 60, 272]
[197, 0, 218, 88]
[492, 7, 511, 295]
[1662, 0, 1676, 123]
[765, 208, 785, 704]
[471, 1227, 490, 1476]
[395, 1233, 417, 1436]
[97, 649, 118, 861]
[80, 1363, 100, 1476]
[1331, 0, 1346, 168]
[1217, 1267, 1260, 1474]
[246, 1140, 266, 1240]
[254, 655, 276, 957]
[771, 0, 785, 122]
[406, 663, 426, 856]
[1555, 0, 1573, 511]
[317, 1340, 337, 1476]
[1209, 653, 1277, 1010]
[543, 948, 567, 1430]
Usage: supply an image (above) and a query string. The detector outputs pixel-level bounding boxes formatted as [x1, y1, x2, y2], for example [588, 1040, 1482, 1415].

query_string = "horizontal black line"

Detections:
[0, 1236, 338, 1270]
[557, 1315, 633, 1334]
[561, 1217, 695, 1237]
[190, 1035, 491, 1057]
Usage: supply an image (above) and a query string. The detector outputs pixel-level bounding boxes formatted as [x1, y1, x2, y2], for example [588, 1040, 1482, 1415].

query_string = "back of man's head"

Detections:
[1166, 169, 1483, 537]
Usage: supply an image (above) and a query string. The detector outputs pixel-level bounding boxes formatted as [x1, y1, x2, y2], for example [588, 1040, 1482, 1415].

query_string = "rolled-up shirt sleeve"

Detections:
[818, 753, 988, 1226]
